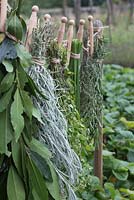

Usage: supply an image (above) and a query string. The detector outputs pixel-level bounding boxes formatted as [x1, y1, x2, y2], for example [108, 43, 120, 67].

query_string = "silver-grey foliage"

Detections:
[28, 65, 81, 199]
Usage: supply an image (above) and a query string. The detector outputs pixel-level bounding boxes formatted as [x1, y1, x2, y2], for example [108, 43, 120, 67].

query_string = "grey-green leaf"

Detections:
[0, 109, 12, 156]
[7, 165, 25, 200]
[32, 107, 43, 124]
[0, 72, 15, 93]
[11, 88, 24, 142]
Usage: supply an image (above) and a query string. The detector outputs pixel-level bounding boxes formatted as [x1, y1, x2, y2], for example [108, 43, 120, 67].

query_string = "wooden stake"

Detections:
[0, 0, 7, 32]
[77, 19, 85, 42]
[44, 14, 51, 22]
[66, 19, 75, 65]
[25, 5, 39, 51]
[57, 16, 67, 46]
[94, 129, 103, 185]
[88, 15, 94, 57]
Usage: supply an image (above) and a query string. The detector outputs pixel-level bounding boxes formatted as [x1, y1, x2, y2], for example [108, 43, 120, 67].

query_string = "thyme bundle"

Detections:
[80, 35, 105, 143]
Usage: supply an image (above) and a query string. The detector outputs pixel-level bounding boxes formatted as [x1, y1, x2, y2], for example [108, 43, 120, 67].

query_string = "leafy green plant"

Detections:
[0, 6, 61, 200]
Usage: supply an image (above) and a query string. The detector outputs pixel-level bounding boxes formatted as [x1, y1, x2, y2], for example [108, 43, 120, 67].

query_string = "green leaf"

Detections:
[103, 150, 115, 156]
[21, 90, 33, 120]
[30, 151, 53, 182]
[127, 150, 134, 162]
[0, 85, 14, 112]
[7, 11, 23, 40]
[32, 188, 40, 200]
[46, 162, 61, 200]
[11, 88, 24, 142]
[127, 163, 134, 175]
[16, 44, 32, 67]
[125, 106, 134, 115]
[112, 170, 128, 181]
[2, 60, 14, 72]
[27, 76, 48, 100]
[27, 155, 48, 200]
[19, 16, 27, 42]
[118, 130, 134, 140]
[17, 65, 28, 89]
[12, 140, 23, 175]
[32, 107, 43, 124]
[7, 165, 25, 200]
[0, 72, 15, 93]
[0, 109, 12, 156]
[29, 138, 52, 159]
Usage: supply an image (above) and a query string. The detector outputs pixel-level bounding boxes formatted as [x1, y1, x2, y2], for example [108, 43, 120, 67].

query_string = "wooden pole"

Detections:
[0, 0, 7, 32]
[93, 20, 103, 186]
[66, 19, 75, 66]
[57, 16, 67, 46]
[25, 5, 39, 51]
[77, 19, 85, 42]
[88, 15, 94, 57]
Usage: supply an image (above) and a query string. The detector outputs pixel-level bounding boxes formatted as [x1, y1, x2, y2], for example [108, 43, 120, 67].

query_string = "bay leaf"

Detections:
[11, 88, 24, 142]
[27, 155, 48, 200]
[0, 72, 15, 93]
[7, 165, 25, 200]
[0, 109, 12, 156]
[0, 85, 14, 112]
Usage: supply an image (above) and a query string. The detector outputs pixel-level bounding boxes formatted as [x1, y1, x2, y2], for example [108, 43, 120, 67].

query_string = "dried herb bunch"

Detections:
[80, 33, 105, 143]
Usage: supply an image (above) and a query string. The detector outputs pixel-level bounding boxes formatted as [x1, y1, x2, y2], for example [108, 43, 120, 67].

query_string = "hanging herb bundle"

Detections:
[0, 3, 61, 200]
[46, 39, 67, 80]
[68, 39, 82, 112]
[80, 21, 105, 143]
[29, 20, 81, 200]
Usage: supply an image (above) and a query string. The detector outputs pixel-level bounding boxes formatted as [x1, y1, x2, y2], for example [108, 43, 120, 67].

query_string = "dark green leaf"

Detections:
[0, 85, 14, 112]
[17, 65, 28, 89]
[0, 72, 15, 93]
[0, 109, 12, 156]
[19, 16, 27, 42]
[7, 11, 23, 41]
[7, 165, 25, 200]
[46, 162, 61, 200]
[23, 116, 32, 141]
[0, 38, 17, 62]
[12, 140, 23, 175]
[30, 151, 52, 182]
[21, 90, 33, 120]
[2, 60, 14, 72]
[27, 155, 48, 200]
[11, 88, 24, 142]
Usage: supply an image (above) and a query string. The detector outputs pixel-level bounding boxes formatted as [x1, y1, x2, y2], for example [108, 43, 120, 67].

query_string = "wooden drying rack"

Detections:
[0, 1, 104, 185]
